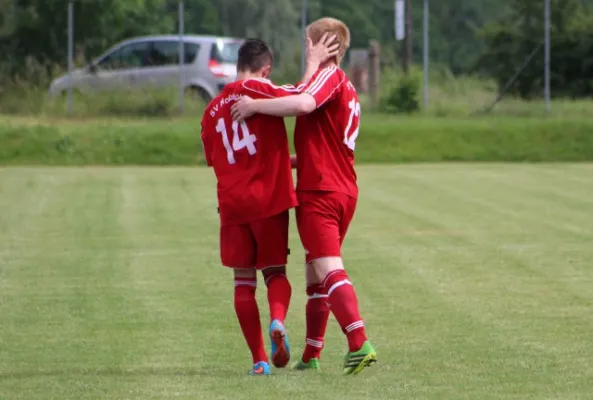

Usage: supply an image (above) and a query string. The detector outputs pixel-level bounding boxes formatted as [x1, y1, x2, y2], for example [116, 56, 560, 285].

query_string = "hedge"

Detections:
[1, 115, 593, 165]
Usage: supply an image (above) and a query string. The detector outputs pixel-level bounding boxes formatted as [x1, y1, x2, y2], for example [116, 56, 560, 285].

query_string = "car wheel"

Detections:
[188, 86, 212, 104]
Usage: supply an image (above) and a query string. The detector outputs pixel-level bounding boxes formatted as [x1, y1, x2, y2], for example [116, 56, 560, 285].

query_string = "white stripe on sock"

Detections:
[308, 293, 329, 299]
[306, 338, 324, 348]
[327, 279, 352, 296]
[322, 270, 342, 287]
[234, 280, 257, 287]
[345, 320, 364, 333]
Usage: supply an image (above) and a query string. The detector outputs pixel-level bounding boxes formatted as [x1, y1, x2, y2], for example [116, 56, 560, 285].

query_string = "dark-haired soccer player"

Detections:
[231, 18, 377, 375]
[200, 38, 337, 375]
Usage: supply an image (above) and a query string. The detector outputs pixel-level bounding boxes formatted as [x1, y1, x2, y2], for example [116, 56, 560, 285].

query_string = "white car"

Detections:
[49, 35, 243, 102]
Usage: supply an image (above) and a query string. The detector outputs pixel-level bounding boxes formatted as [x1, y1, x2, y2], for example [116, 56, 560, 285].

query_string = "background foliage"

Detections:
[1, 0, 593, 99]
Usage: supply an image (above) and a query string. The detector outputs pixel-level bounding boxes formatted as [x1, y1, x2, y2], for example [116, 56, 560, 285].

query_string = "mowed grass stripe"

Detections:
[379, 164, 592, 239]
[3, 174, 162, 354]
[0, 168, 150, 400]
[116, 170, 230, 372]
[1, 165, 592, 400]
[350, 166, 593, 396]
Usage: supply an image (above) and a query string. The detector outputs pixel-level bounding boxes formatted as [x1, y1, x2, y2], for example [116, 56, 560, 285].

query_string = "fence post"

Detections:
[301, 0, 308, 76]
[368, 40, 380, 110]
[403, 0, 412, 75]
[422, 0, 429, 111]
[544, 0, 551, 113]
[178, 0, 185, 115]
[67, 0, 74, 116]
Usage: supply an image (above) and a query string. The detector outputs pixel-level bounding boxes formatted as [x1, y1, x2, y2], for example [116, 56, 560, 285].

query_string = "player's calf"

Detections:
[262, 266, 292, 368]
[300, 282, 329, 364]
[262, 266, 291, 323]
[233, 269, 269, 373]
[311, 258, 374, 358]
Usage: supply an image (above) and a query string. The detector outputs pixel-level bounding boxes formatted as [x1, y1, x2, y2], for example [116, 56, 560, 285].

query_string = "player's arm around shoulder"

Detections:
[234, 78, 315, 117]
[230, 35, 340, 121]
[231, 90, 317, 120]
[231, 66, 345, 121]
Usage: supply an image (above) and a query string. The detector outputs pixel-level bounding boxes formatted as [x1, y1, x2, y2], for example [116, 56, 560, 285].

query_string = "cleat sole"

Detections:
[271, 329, 290, 368]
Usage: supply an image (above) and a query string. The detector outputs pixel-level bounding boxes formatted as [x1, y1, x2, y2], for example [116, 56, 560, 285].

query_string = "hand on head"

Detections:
[306, 32, 340, 69]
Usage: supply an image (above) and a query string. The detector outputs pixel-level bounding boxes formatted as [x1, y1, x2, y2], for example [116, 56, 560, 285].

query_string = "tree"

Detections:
[0, 0, 176, 76]
[9, 0, 588, 85]
[213, 0, 299, 62]
[476, 0, 593, 98]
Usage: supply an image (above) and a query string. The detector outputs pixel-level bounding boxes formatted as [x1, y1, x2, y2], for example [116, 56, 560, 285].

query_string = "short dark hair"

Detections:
[237, 39, 274, 73]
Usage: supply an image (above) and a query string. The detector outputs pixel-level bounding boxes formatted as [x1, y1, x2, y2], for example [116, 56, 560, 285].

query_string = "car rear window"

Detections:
[210, 41, 242, 64]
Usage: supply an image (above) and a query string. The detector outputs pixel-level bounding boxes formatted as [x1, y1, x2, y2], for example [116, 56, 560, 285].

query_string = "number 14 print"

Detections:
[215, 118, 257, 164]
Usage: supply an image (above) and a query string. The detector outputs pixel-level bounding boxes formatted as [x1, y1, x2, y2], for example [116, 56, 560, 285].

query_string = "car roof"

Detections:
[122, 35, 243, 45]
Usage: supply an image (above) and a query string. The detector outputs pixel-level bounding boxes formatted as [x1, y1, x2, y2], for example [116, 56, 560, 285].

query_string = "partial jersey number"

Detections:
[215, 118, 257, 164]
[344, 97, 360, 151]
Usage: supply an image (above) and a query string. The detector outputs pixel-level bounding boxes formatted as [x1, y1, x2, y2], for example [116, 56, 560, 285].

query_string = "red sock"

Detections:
[265, 272, 292, 323]
[323, 270, 368, 352]
[302, 284, 330, 362]
[234, 278, 268, 364]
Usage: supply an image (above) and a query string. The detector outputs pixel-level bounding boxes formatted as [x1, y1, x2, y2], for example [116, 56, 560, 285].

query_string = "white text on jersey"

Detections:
[209, 93, 244, 118]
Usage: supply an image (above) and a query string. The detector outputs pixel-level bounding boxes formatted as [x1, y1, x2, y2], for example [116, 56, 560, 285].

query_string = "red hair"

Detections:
[307, 17, 351, 63]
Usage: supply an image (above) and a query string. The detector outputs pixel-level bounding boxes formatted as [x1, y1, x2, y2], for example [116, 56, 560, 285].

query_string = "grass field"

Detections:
[1, 165, 593, 399]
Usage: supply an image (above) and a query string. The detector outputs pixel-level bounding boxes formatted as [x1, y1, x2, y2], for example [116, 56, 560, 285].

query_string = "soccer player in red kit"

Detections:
[201, 38, 338, 376]
[231, 18, 377, 375]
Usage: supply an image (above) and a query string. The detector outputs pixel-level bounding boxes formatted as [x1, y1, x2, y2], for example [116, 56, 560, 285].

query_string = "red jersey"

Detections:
[294, 66, 360, 198]
[201, 79, 299, 226]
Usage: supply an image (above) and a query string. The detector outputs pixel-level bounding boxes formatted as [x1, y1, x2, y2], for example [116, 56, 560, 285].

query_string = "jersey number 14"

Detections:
[215, 118, 257, 164]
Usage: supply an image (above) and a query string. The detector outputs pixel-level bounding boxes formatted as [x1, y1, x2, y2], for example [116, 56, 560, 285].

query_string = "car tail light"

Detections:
[209, 59, 227, 77]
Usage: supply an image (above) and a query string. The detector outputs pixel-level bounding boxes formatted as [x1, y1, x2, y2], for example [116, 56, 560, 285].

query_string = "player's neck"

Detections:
[321, 60, 339, 69]
[237, 71, 265, 81]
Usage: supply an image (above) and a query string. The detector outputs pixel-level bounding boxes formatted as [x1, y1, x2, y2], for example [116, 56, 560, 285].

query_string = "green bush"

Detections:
[378, 68, 423, 114]
[384, 74, 420, 114]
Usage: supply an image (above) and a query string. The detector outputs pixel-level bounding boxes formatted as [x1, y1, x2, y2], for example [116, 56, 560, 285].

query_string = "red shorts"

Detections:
[220, 210, 289, 269]
[296, 191, 357, 264]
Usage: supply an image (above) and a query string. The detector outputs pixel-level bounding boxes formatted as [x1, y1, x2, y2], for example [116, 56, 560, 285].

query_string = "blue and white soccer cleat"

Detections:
[269, 319, 291, 368]
[249, 361, 271, 376]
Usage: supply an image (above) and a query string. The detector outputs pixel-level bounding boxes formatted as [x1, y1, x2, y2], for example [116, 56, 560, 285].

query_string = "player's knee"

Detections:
[233, 267, 257, 281]
[261, 265, 287, 286]
[310, 257, 344, 281]
[233, 268, 258, 303]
